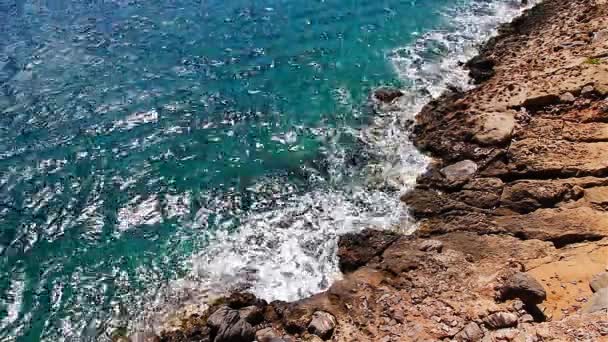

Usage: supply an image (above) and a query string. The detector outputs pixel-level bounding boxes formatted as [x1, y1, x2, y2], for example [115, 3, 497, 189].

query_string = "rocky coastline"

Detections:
[127, 0, 608, 341]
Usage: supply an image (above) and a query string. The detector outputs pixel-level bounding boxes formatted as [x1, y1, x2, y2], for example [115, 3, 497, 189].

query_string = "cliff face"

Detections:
[143, 0, 608, 341]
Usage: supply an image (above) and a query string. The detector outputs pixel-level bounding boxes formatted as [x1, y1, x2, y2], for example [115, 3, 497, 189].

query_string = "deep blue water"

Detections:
[0, 0, 529, 340]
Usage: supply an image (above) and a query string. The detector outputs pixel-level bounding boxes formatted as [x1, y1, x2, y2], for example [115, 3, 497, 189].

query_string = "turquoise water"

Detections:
[0, 0, 529, 340]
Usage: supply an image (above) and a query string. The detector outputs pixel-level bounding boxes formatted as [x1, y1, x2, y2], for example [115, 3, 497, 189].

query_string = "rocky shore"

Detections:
[127, 0, 608, 341]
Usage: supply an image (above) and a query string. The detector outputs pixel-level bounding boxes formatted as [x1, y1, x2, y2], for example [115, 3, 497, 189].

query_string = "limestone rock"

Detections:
[307, 311, 336, 340]
[441, 160, 478, 182]
[499, 272, 547, 305]
[483, 312, 518, 330]
[418, 239, 444, 253]
[590, 272, 608, 292]
[473, 111, 516, 145]
[583, 288, 608, 313]
[454, 322, 484, 341]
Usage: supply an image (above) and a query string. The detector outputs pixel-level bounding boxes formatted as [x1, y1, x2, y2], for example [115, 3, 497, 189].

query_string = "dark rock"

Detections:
[373, 87, 404, 103]
[499, 272, 547, 305]
[226, 292, 265, 309]
[521, 93, 561, 109]
[583, 287, 608, 313]
[255, 327, 281, 342]
[208, 306, 255, 342]
[590, 272, 608, 292]
[483, 312, 518, 329]
[454, 322, 484, 341]
[239, 305, 264, 325]
[466, 55, 496, 83]
[338, 229, 399, 272]
[307, 311, 336, 340]
[418, 239, 444, 253]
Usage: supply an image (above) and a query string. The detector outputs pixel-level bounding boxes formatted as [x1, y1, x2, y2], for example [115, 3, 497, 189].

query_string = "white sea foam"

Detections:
[134, 0, 538, 333]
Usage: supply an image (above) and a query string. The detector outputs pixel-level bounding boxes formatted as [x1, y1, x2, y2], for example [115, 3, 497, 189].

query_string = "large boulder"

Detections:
[208, 306, 255, 342]
[473, 111, 516, 145]
[499, 272, 547, 305]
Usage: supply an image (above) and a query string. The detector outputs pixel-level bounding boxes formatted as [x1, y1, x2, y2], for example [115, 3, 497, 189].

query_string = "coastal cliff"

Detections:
[138, 0, 608, 341]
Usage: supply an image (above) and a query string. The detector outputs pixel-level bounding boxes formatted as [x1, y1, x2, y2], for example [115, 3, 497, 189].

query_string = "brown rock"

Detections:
[499, 272, 547, 305]
[582, 288, 608, 313]
[454, 322, 484, 341]
[473, 111, 516, 145]
[373, 87, 404, 103]
[440, 160, 478, 182]
[418, 239, 444, 253]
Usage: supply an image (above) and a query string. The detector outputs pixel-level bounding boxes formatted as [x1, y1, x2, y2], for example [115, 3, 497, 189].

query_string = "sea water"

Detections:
[0, 0, 532, 340]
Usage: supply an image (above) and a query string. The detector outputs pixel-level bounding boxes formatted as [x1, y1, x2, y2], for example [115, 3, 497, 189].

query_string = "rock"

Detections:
[499, 272, 547, 305]
[255, 327, 282, 342]
[128, 332, 161, 342]
[473, 111, 516, 145]
[466, 55, 495, 83]
[590, 272, 608, 292]
[594, 29, 608, 43]
[483, 312, 518, 330]
[454, 322, 484, 341]
[559, 92, 576, 103]
[418, 239, 444, 253]
[521, 93, 561, 109]
[441, 160, 478, 182]
[239, 305, 264, 325]
[337, 229, 398, 272]
[373, 87, 404, 103]
[307, 311, 336, 340]
[208, 305, 256, 342]
[581, 85, 595, 97]
[492, 328, 518, 341]
[583, 287, 608, 313]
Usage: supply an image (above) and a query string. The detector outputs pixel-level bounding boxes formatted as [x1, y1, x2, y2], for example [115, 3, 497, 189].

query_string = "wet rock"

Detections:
[559, 92, 576, 103]
[466, 55, 496, 83]
[337, 229, 398, 272]
[418, 239, 444, 253]
[483, 312, 518, 330]
[583, 287, 608, 313]
[373, 87, 404, 103]
[590, 272, 608, 292]
[307, 311, 336, 340]
[454, 322, 484, 341]
[440, 160, 478, 182]
[473, 111, 516, 145]
[239, 306, 264, 325]
[499, 272, 547, 305]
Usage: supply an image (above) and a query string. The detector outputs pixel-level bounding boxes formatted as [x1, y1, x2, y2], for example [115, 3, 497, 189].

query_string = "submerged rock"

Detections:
[372, 87, 404, 103]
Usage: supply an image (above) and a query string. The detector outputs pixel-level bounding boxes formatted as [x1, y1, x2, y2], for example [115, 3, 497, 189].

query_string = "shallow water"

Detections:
[0, 0, 532, 340]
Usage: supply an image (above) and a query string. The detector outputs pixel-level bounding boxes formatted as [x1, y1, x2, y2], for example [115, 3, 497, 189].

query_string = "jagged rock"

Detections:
[590, 272, 608, 292]
[473, 111, 516, 145]
[418, 239, 444, 252]
[239, 306, 264, 325]
[337, 229, 398, 272]
[307, 311, 336, 340]
[454, 322, 484, 341]
[373, 87, 404, 103]
[208, 306, 255, 342]
[499, 272, 547, 305]
[441, 160, 478, 182]
[583, 288, 608, 313]
[466, 55, 495, 83]
[483, 312, 518, 330]
[559, 92, 576, 103]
